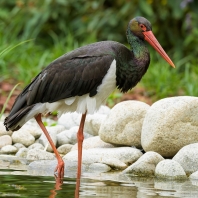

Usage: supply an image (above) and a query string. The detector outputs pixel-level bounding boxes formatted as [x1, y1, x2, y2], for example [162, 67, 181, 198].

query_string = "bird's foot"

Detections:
[54, 159, 65, 180]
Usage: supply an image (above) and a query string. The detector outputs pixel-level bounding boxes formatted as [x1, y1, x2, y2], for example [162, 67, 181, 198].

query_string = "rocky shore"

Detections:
[1, 96, 198, 180]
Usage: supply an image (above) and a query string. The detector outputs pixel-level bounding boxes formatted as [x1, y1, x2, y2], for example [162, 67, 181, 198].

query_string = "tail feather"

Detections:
[4, 105, 35, 131]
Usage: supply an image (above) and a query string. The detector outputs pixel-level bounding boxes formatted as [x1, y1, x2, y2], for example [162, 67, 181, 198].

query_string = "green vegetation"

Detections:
[0, 0, 198, 103]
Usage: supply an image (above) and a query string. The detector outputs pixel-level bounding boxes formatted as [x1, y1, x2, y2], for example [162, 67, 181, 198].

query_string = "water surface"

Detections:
[1, 168, 198, 197]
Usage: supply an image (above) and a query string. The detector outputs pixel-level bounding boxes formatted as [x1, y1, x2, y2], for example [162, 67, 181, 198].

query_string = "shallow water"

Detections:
[1, 168, 198, 198]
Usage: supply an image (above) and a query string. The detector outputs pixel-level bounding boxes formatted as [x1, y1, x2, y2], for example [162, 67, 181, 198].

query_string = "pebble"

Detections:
[0, 135, 12, 148]
[155, 159, 187, 179]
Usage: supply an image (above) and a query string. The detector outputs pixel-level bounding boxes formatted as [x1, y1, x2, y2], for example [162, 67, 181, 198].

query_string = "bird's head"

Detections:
[128, 16, 175, 68]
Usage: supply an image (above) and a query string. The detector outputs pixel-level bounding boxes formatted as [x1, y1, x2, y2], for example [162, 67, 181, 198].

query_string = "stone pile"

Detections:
[1, 96, 198, 179]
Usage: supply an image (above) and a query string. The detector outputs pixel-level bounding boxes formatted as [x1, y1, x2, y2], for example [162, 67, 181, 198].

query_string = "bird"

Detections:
[4, 16, 175, 183]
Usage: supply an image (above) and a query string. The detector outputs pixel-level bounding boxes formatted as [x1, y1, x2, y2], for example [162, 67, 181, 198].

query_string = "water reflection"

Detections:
[0, 170, 198, 198]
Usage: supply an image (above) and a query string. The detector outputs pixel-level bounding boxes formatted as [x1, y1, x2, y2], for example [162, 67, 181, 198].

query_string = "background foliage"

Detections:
[0, 0, 198, 103]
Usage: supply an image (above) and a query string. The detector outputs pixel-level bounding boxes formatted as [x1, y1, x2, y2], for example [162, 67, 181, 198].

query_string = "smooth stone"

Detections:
[38, 131, 57, 152]
[21, 124, 42, 139]
[1, 145, 18, 154]
[0, 121, 12, 136]
[12, 129, 35, 147]
[58, 112, 81, 129]
[0, 135, 12, 148]
[155, 159, 187, 179]
[71, 136, 115, 151]
[64, 147, 142, 170]
[173, 143, 198, 175]
[13, 143, 26, 150]
[189, 171, 198, 180]
[84, 114, 107, 136]
[57, 144, 73, 155]
[142, 96, 198, 157]
[46, 125, 66, 134]
[99, 101, 150, 147]
[84, 105, 110, 136]
[15, 147, 29, 158]
[58, 106, 110, 131]
[28, 160, 87, 177]
[122, 151, 164, 176]
[28, 143, 44, 150]
[26, 149, 55, 161]
[56, 126, 93, 146]
[88, 163, 111, 172]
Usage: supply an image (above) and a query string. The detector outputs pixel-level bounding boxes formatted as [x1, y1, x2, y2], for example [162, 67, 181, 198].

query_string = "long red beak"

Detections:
[143, 31, 175, 68]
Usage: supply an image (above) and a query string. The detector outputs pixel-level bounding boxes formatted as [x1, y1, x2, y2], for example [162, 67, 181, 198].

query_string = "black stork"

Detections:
[4, 16, 175, 182]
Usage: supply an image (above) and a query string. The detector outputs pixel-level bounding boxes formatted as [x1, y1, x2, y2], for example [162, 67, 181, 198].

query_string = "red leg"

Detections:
[35, 114, 64, 179]
[75, 112, 87, 198]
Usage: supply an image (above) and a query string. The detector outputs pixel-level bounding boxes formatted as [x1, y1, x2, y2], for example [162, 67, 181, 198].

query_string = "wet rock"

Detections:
[155, 159, 187, 179]
[142, 96, 198, 157]
[0, 135, 12, 148]
[64, 147, 142, 170]
[122, 151, 164, 176]
[173, 143, 198, 175]
[15, 147, 29, 158]
[99, 101, 150, 147]
[26, 149, 55, 160]
[12, 129, 35, 147]
[28, 160, 87, 177]
[71, 136, 115, 151]
[57, 144, 73, 155]
[88, 163, 111, 173]
[1, 145, 18, 154]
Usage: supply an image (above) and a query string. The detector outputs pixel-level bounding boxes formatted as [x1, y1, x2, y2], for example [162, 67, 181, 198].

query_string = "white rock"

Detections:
[189, 171, 198, 180]
[99, 101, 150, 147]
[64, 147, 142, 170]
[13, 143, 26, 150]
[173, 143, 198, 175]
[46, 125, 66, 134]
[84, 114, 107, 136]
[0, 121, 12, 136]
[21, 124, 42, 139]
[155, 159, 187, 179]
[38, 131, 57, 152]
[88, 163, 111, 173]
[122, 151, 164, 176]
[12, 129, 35, 147]
[0, 135, 12, 148]
[15, 147, 29, 158]
[56, 126, 93, 146]
[1, 145, 17, 154]
[142, 96, 198, 157]
[71, 136, 115, 151]
[28, 143, 44, 150]
[27, 149, 55, 160]
[58, 112, 81, 129]
[57, 144, 73, 155]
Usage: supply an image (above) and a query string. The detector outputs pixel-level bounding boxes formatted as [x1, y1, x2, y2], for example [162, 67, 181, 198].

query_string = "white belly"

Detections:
[22, 59, 117, 124]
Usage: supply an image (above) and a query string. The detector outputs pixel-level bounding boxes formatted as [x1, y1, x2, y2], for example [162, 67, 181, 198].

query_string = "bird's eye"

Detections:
[139, 24, 146, 31]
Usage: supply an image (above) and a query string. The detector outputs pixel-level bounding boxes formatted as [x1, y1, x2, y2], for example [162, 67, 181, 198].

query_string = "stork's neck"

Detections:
[126, 29, 149, 60]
